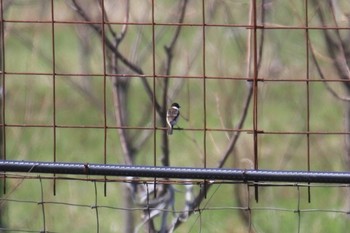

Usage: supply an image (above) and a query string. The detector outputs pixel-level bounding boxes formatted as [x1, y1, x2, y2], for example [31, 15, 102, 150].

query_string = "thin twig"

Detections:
[161, 0, 188, 167]
[70, 0, 144, 75]
[309, 1, 350, 102]
[117, 0, 130, 43]
[172, 0, 266, 229]
[218, 0, 256, 168]
[97, 0, 118, 40]
[328, 0, 350, 79]
[309, 38, 350, 102]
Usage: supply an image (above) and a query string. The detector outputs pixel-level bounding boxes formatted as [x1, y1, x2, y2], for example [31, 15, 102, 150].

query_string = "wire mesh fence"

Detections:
[1, 0, 350, 232]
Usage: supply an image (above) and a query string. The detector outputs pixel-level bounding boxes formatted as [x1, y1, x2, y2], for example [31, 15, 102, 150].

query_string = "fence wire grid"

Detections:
[1, 0, 350, 232]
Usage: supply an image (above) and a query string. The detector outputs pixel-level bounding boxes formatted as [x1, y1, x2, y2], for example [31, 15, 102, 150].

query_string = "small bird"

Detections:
[166, 103, 180, 135]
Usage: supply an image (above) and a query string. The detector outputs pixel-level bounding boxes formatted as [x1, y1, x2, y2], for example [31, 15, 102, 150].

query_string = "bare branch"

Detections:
[311, 0, 350, 88]
[161, 0, 188, 167]
[97, 0, 118, 40]
[117, 0, 130, 43]
[218, 87, 253, 168]
[111, 78, 134, 164]
[309, 38, 350, 102]
[309, 1, 350, 102]
[219, 0, 258, 168]
[70, 0, 144, 75]
[171, 0, 267, 229]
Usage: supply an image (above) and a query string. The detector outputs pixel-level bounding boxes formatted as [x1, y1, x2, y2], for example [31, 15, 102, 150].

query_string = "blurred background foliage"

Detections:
[1, 0, 350, 232]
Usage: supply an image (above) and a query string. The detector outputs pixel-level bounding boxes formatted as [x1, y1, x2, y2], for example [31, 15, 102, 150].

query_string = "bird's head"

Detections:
[171, 103, 180, 109]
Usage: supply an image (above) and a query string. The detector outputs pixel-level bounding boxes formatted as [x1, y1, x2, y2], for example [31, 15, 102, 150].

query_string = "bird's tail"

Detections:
[167, 126, 173, 135]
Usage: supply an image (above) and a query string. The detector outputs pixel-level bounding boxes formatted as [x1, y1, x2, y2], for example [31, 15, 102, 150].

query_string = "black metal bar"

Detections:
[1, 160, 350, 184]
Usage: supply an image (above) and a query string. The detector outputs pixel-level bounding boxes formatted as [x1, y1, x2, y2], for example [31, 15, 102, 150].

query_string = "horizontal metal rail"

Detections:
[1, 160, 350, 184]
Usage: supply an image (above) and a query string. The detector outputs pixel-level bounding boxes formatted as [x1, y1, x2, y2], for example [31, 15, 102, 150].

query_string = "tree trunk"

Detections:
[123, 186, 134, 233]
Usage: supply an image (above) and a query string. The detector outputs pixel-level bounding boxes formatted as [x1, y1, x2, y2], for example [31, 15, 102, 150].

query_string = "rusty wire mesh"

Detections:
[0, 0, 350, 232]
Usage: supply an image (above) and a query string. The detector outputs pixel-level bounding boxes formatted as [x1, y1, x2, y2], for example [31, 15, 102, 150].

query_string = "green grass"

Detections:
[2, 1, 350, 232]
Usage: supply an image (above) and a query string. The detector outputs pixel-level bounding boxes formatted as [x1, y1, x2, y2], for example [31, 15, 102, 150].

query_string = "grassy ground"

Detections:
[1, 1, 350, 232]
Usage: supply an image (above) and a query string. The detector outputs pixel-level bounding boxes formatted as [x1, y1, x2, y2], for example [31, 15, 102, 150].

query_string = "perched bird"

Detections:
[166, 103, 180, 135]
